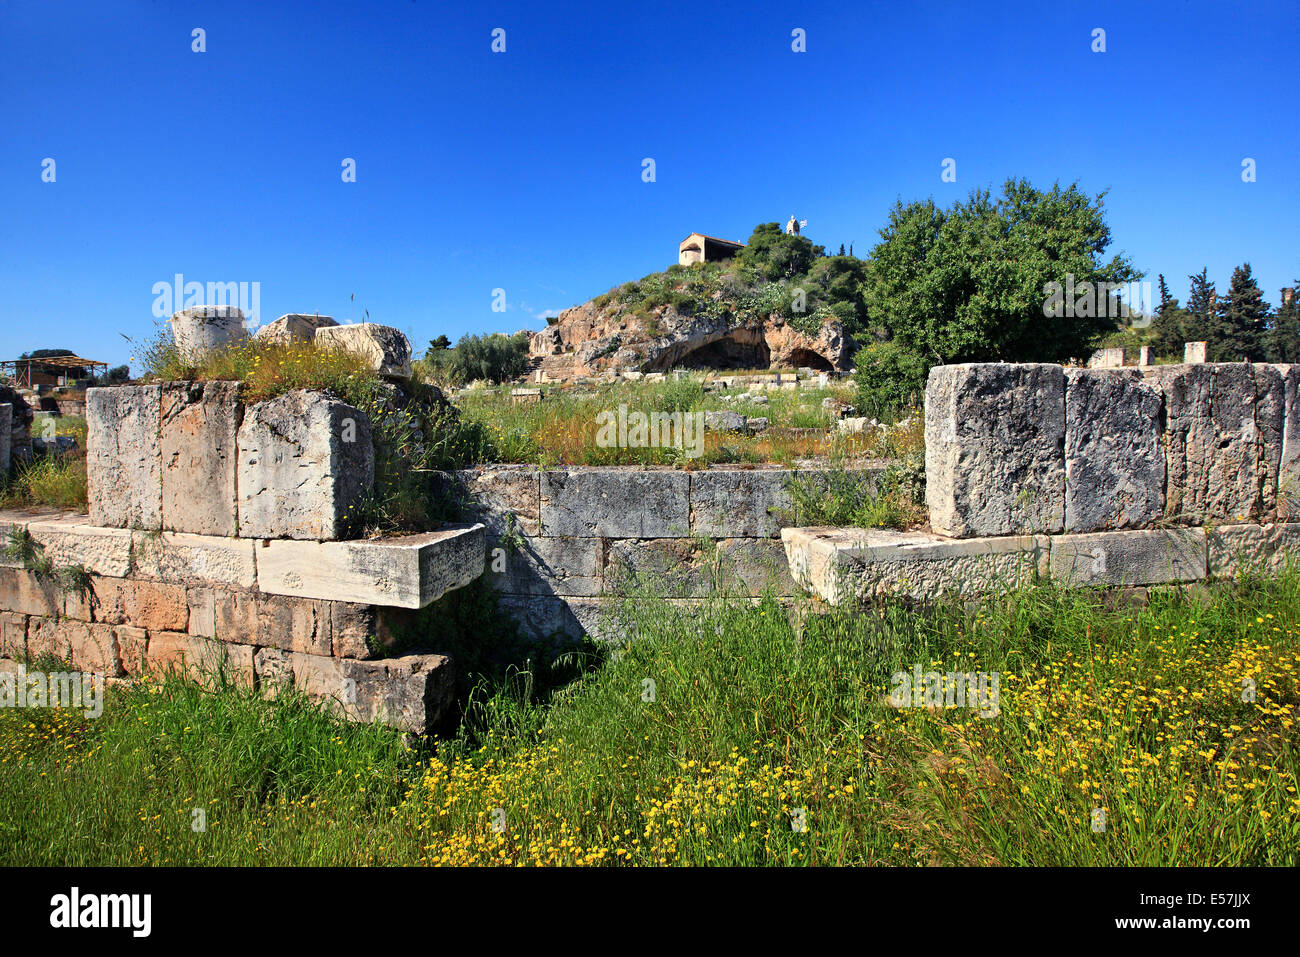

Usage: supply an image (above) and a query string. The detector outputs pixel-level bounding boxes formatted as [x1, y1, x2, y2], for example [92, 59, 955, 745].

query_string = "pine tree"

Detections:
[1213, 263, 1270, 361]
[1150, 273, 1190, 358]
[1183, 269, 1216, 347]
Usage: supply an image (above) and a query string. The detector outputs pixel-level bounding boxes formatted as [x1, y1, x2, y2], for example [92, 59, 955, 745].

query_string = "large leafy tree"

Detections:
[859, 178, 1138, 401]
[1211, 263, 1270, 361]
[737, 223, 821, 282]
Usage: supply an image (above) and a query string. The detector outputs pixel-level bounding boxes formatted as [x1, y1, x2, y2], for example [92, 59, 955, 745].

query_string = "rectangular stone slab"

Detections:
[925, 363, 1065, 537]
[541, 469, 690, 537]
[1049, 528, 1206, 587]
[161, 380, 241, 536]
[87, 385, 163, 530]
[256, 523, 485, 608]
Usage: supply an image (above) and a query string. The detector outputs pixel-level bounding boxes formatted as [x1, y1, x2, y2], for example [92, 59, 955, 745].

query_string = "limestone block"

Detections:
[26, 516, 134, 577]
[1088, 347, 1125, 368]
[236, 390, 374, 540]
[253, 649, 454, 734]
[90, 577, 189, 632]
[1049, 528, 1206, 587]
[485, 535, 603, 597]
[27, 618, 121, 675]
[0, 612, 27, 659]
[690, 469, 796, 538]
[256, 523, 485, 608]
[86, 385, 163, 530]
[170, 305, 249, 363]
[115, 625, 148, 676]
[1208, 523, 1300, 578]
[605, 537, 795, 598]
[210, 589, 329, 655]
[255, 313, 337, 344]
[1063, 369, 1164, 532]
[186, 587, 216, 638]
[1279, 365, 1300, 519]
[145, 631, 254, 689]
[314, 323, 412, 378]
[1185, 341, 1208, 364]
[456, 466, 541, 537]
[1255, 364, 1287, 521]
[703, 410, 748, 433]
[0, 403, 10, 474]
[925, 363, 1066, 537]
[160, 380, 241, 535]
[1143, 364, 1210, 522]
[541, 469, 690, 537]
[330, 602, 381, 658]
[0, 567, 64, 617]
[783, 527, 1047, 604]
[130, 530, 257, 588]
[1207, 364, 1265, 522]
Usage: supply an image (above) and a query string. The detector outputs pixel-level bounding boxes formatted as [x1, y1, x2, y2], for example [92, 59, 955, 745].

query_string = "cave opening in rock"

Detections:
[780, 348, 835, 371]
[673, 336, 772, 370]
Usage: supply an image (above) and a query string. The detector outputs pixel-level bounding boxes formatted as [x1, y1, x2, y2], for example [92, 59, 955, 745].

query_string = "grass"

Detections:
[3, 568, 1297, 866]
[454, 376, 895, 467]
[0, 448, 88, 512]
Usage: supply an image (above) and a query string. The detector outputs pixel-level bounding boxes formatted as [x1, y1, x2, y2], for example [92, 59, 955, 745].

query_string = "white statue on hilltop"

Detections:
[785, 215, 807, 236]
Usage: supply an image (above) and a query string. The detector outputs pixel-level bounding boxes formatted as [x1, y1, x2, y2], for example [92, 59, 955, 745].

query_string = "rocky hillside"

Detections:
[530, 244, 862, 380]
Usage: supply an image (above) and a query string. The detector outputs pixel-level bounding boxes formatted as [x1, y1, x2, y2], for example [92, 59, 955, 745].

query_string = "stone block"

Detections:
[253, 649, 454, 734]
[130, 530, 257, 587]
[0, 612, 27, 659]
[145, 631, 254, 689]
[1185, 341, 1208, 364]
[86, 385, 163, 530]
[211, 589, 328, 653]
[1049, 528, 1206, 587]
[541, 469, 690, 537]
[186, 587, 216, 638]
[256, 523, 485, 608]
[0, 567, 64, 617]
[330, 602, 380, 658]
[1088, 347, 1125, 368]
[690, 469, 795, 538]
[27, 618, 121, 675]
[115, 625, 148, 676]
[782, 527, 1048, 604]
[170, 305, 249, 363]
[1063, 369, 1164, 532]
[925, 363, 1066, 537]
[313, 323, 412, 378]
[456, 466, 541, 537]
[26, 516, 134, 577]
[1255, 364, 1287, 522]
[236, 390, 374, 540]
[485, 535, 603, 597]
[90, 577, 189, 632]
[1279, 365, 1300, 519]
[1206, 363, 1263, 522]
[255, 313, 337, 344]
[605, 537, 795, 598]
[1143, 364, 1213, 523]
[1208, 523, 1300, 578]
[160, 381, 241, 535]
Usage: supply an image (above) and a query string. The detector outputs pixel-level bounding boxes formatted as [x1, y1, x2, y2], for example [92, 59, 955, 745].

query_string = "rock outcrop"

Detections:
[530, 294, 850, 380]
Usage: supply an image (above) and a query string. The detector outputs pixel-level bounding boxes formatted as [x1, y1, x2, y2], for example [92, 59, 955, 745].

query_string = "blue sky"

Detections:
[1, 0, 1297, 370]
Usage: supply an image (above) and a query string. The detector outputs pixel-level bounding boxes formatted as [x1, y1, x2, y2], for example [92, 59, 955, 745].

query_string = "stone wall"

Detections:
[925, 362, 1299, 538]
[455, 464, 885, 640]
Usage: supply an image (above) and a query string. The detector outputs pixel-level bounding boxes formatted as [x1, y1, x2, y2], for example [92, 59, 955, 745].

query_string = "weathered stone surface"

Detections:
[0, 612, 27, 659]
[252, 649, 454, 734]
[542, 469, 690, 537]
[690, 469, 795, 538]
[496, 594, 594, 642]
[1088, 347, 1125, 369]
[1143, 364, 1213, 523]
[0, 567, 64, 617]
[257, 524, 485, 608]
[255, 313, 337, 344]
[1208, 523, 1300, 578]
[236, 390, 374, 540]
[314, 323, 412, 378]
[606, 537, 795, 598]
[0, 403, 10, 474]
[1049, 528, 1206, 587]
[186, 587, 216, 638]
[703, 410, 748, 433]
[24, 515, 134, 577]
[170, 305, 250, 363]
[456, 466, 541, 537]
[486, 535, 603, 596]
[1255, 364, 1286, 522]
[28, 618, 121, 675]
[1279, 365, 1300, 520]
[1064, 369, 1164, 532]
[115, 625, 148, 675]
[90, 577, 189, 632]
[145, 631, 254, 689]
[783, 527, 1047, 604]
[87, 385, 163, 530]
[210, 589, 330, 655]
[131, 530, 257, 587]
[330, 602, 380, 658]
[1207, 363, 1264, 522]
[925, 363, 1066, 537]
[160, 381, 241, 535]
[1185, 341, 1208, 364]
